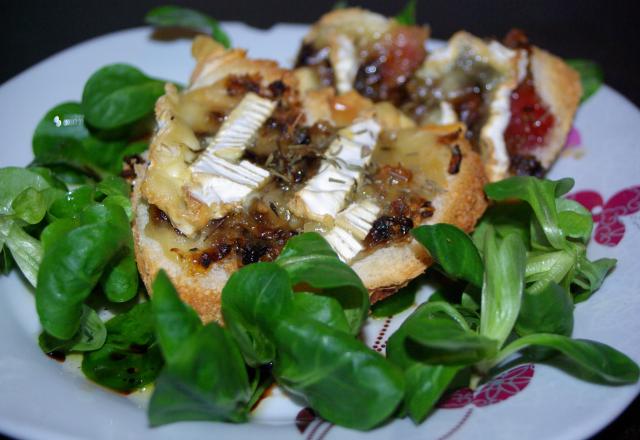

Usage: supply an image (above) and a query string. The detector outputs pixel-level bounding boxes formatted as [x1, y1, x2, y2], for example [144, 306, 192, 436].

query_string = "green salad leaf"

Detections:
[566, 59, 604, 103]
[275, 232, 369, 333]
[0, 247, 14, 275]
[222, 262, 294, 366]
[516, 282, 574, 337]
[479, 228, 526, 348]
[292, 292, 350, 333]
[101, 251, 139, 303]
[273, 316, 405, 430]
[483, 176, 614, 303]
[149, 324, 252, 425]
[149, 272, 252, 425]
[0, 167, 60, 216]
[395, 0, 417, 25]
[32, 102, 148, 179]
[247, 366, 275, 411]
[371, 278, 419, 317]
[82, 302, 163, 392]
[12, 187, 47, 224]
[217, 234, 407, 429]
[151, 271, 202, 364]
[412, 224, 483, 288]
[403, 364, 460, 423]
[572, 256, 617, 302]
[405, 176, 635, 391]
[82, 64, 166, 130]
[387, 302, 486, 367]
[0, 167, 66, 286]
[3, 222, 43, 287]
[484, 177, 573, 250]
[556, 198, 593, 242]
[39, 304, 106, 354]
[386, 302, 472, 422]
[145, 6, 231, 48]
[36, 203, 134, 339]
[403, 317, 497, 365]
[497, 334, 639, 384]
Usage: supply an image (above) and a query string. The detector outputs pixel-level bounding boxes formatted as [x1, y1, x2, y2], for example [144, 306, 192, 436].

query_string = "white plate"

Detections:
[1, 23, 639, 440]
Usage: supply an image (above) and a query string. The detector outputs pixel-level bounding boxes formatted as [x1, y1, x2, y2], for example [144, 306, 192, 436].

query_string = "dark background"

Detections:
[2, 0, 640, 107]
[2, 1, 639, 439]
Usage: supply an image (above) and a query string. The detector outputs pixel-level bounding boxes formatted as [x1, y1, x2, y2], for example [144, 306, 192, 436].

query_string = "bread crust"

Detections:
[133, 163, 238, 323]
[415, 31, 526, 183]
[412, 33, 581, 181]
[530, 46, 582, 169]
[303, 8, 391, 47]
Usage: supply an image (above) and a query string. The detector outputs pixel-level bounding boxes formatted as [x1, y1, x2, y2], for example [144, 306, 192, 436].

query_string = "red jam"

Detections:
[355, 26, 427, 102]
[504, 76, 555, 154]
[380, 26, 428, 88]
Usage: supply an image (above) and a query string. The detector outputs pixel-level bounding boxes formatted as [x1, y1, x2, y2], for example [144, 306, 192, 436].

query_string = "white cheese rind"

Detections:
[191, 156, 270, 205]
[200, 92, 276, 160]
[323, 199, 381, 262]
[330, 35, 358, 94]
[418, 32, 524, 181]
[290, 118, 381, 222]
[439, 102, 458, 125]
[324, 226, 363, 263]
[334, 200, 380, 241]
[481, 85, 512, 181]
[481, 47, 528, 181]
[188, 92, 274, 209]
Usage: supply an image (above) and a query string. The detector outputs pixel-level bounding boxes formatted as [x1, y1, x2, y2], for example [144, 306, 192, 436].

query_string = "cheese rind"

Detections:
[199, 92, 276, 160]
[439, 102, 458, 125]
[323, 199, 381, 262]
[289, 118, 381, 222]
[334, 199, 380, 241]
[330, 35, 358, 94]
[187, 92, 275, 212]
[191, 156, 270, 206]
[416, 32, 525, 181]
[324, 226, 363, 262]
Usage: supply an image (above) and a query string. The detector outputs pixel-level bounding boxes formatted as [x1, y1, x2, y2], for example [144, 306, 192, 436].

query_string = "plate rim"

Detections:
[0, 22, 639, 440]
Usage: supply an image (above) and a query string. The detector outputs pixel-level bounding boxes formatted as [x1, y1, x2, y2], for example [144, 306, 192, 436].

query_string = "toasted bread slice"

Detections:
[132, 38, 487, 323]
[294, 8, 429, 102]
[404, 31, 581, 181]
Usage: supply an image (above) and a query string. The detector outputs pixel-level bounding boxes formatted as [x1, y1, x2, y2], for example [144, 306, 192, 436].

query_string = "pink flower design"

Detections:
[568, 185, 640, 246]
[472, 364, 534, 407]
[437, 387, 474, 409]
[564, 126, 582, 149]
[296, 407, 316, 433]
[437, 364, 535, 409]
